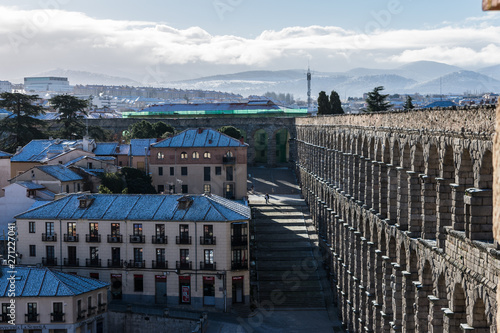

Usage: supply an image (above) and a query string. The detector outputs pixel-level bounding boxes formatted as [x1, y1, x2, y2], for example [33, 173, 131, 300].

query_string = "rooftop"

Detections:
[130, 139, 157, 156]
[153, 128, 246, 148]
[0, 266, 108, 297]
[37, 165, 83, 182]
[16, 193, 251, 222]
[11, 139, 85, 162]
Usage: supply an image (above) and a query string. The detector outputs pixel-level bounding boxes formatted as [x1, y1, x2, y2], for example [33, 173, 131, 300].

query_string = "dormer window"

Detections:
[78, 195, 94, 208]
[180, 152, 188, 160]
[177, 195, 193, 210]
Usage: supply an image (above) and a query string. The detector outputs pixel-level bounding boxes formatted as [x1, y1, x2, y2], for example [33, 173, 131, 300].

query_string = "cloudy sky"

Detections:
[0, 0, 499, 84]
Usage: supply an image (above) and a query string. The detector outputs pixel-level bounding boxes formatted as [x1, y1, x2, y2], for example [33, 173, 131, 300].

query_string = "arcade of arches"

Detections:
[294, 105, 499, 332]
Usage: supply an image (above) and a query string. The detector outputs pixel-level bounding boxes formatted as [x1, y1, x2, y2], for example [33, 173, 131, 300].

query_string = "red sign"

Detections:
[155, 275, 167, 280]
[232, 276, 244, 281]
[111, 274, 122, 278]
[181, 286, 190, 303]
[179, 276, 190, 281]
[203, 276, 215, 281]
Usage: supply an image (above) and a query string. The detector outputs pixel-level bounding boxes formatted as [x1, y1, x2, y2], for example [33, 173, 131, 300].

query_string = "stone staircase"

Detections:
[251, 199, 326, 309]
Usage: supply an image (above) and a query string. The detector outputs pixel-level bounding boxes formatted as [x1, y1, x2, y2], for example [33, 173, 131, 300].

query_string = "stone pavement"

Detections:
[205, 167, 344, 333]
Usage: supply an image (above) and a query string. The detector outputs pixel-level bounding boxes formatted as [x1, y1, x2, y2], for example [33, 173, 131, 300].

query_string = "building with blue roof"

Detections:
[0, 150, 11, 199]
[0, 266, 108, 330]
[10, 164, 83, 194]
[16, 193, 250, 310]
[150, 128, 248, 199]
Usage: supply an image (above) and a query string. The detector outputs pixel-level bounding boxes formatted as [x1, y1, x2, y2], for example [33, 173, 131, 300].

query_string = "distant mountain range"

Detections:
[24, 61, 500, 98]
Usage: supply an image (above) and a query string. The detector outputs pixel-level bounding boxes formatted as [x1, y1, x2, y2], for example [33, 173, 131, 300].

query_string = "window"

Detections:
[88, 162, 93, 169]
[215, 167, 221, 175]
[180, 225, 189, 239]
[180, 249, 189, 263]
[133, 224, 142, 236]
[169, 184, 176, 194]
[67, 222, 76, 236]
[29, 222, 35, 233]
[156, 224, 165, 237]
[156, 248, 165, 263]
[27, 303, 38, 322]
[225, 183, 234, 199]
[158, 167, 163, 176]
[204, 249, 214, 264]
[66, 184, 69, 193]
[2, 303, 9, 319]
[226, 166, 233, 181]
[192, 151, 199, 159]
[158, 184, 164, 193]
[134, 248, 143, 262]
[46, 222, 54, 235]
[204, 151, 211, 159]
[68, 246, 77, 262]
[134, 275, 143, 292]
[29, 245, 36, 257]
[89, 223, 99, 236]
[204, 167, 210, 181]
[90, 273, 99, 279]
[46, 246, 55, 259]
[225, 150, 233, 158]
[180, 152, 188, 159]
[170, 167, 174, 176]
[111, 223, 120, 236]
[90, 247, 98, 260]
[182, 184, 188, 194]
[204, 184, 211, 193]
[204, 225, 213, 239]
[87, 296, 93, 315]
[181, 167, 188, 176]
[157, 152, 164, 160]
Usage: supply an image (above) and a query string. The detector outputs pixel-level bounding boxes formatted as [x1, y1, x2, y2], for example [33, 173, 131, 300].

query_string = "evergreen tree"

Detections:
[403, 95, 415, 111]
[152, 121, 175, 138]
[365, 86, 391, 112]
[0, 92, 46, 152]
[329, 90, 344, 114]
[317, 91, 331, 115]
[49, 95, 89, 138]
[126, 120, 154, 139]
[218, 126, 243, 140]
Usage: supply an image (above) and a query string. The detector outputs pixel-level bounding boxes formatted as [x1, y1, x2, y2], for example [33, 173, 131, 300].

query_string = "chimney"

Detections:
[198, 128, 203, 134]
[239, 136, 244, 144]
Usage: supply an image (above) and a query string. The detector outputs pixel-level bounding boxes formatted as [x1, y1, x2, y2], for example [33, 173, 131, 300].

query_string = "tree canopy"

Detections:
[218, 126, 243, 140]
[99, 167, 156, 194]
[49, 94, 89, 138]
[403, 95, 415, 111]
[329, 90, 344, 115]
[317, 91, 331, 115]
[0, 92, 46, 152]
[124, 120, 175, 141]
[365, 86, 391, 112]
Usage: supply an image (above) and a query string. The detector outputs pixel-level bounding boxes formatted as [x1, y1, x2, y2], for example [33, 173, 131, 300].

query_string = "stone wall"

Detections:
[294, 105, 497, 332]
[494, 100, 500, 329]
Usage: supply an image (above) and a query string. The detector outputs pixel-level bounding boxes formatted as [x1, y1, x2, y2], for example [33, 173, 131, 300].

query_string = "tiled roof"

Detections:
[37, 165, 83, 182]
[11, 139, 79, 162]
[94, 142, 118, 156]
[143, 101, 280, 113]
[16, 193, 251, 222]
[153, 128, 246, 148]
[130, 139, 157, 156]
[16, 181, 46, 190]
[0, 266, 108, 297]
[0, 151, 11, 158]
[64, 155, 115, 167]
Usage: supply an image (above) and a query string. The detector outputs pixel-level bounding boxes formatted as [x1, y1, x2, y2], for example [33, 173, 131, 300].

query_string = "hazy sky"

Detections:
[1, 0, 499, 83]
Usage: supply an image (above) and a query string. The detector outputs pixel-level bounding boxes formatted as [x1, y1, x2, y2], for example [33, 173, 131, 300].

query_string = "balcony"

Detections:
[231, 235, 248, 246]
[107, 234, 123, 243]
[86, 234, 101, 243]
[223, 156, 236, 164]
[87, 306, 97, 317]
[63, 234, 79, 242]
[63, 258, 79, 267]
[77, 310, 87, 321]
[199, 262, 217, 271]
[42, 233, 57, 242]
[25, 313, 39, 323]
[152, 260, 168, 269]
[128, 260, 146, 269]
[200, 236, 216, 245]
[129, 235, 145, 243]
[176, 236, 192, 245]
[86, 258, 101, 267]
[231, 260, 248, 270]
[152, 235, 168, 244]
[107, 259, 123, 268]
[42, 257, 57, 266]
[176, 261, 192, 270]
[50, 312, 65, 322]
[97, 303, 106, 314]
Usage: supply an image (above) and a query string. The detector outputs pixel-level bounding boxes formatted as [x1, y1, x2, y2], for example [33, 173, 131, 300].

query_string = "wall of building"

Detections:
[0, 157, 11, 197]
[294, 105, 497, 332]
[0, 184, 37, 234]
[494, 100, 500, 329]
[107, 310, 201, 333]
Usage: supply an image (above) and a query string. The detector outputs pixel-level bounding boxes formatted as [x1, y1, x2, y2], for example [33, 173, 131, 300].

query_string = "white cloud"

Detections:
[0, 5, 499, 81]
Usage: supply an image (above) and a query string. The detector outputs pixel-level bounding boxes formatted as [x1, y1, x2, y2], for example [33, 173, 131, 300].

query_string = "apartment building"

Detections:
[0, 266, 108, 333]
[149, 128, 247, 199]
[15, 193, 250, 310]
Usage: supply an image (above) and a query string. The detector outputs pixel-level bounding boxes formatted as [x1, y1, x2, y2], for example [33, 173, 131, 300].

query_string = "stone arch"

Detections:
[442, 144, 455, 180]
[253, 129, 268, 164]
[364, 215, 371, 241]
[451, 283, 467, 328]
[371, 221, 378, 246]
[399, 242, 407, 271]
[388, 236, 396, 261]
[409, 248, 418, 276]
[383, 138, 391, 164]
[412, 142, 425, 173]
[393, 139, 401, 166]
[478, 150, 492, 189]
[419, 261, 433, 331]
[376, 140, 382, 161]
[356, 134, 362, 156]
[437, 274, 447, 302]
[369, 138, 375, 160]
[362, 137, 369, 157]
[471, 298, 488, 329]
[427, 144, 440, 176]
[274, 128, 290, 163]
[379, 228, 386, 255]
[402, 142, 411, 169]
[457, 148, 474, 187]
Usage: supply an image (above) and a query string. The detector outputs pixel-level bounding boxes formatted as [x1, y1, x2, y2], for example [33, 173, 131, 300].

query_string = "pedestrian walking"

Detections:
[265, 193, 269, 204]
